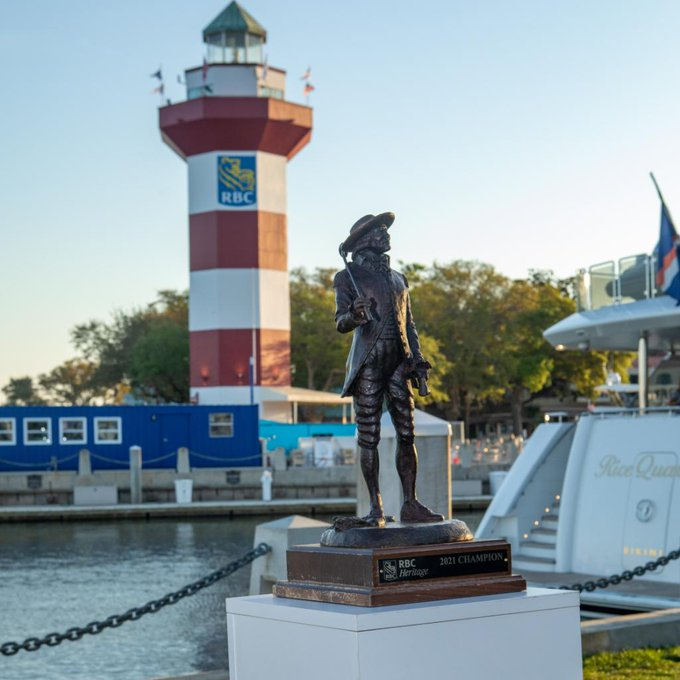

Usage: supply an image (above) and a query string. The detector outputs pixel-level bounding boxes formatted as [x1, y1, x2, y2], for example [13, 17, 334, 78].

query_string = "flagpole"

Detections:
[650, 172, 676, 226]
[650, 172, 665, 204]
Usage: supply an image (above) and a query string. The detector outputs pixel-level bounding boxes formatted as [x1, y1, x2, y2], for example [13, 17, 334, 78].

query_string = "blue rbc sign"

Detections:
[217, 155, 257, 207]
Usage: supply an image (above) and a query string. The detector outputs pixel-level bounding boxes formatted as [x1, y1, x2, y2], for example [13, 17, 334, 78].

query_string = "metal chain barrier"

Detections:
[560, 546, 680, 592]
[139, 451, 178, 465]
[0, 542, 271, 657]
[88, 450, 262, 466]
[88, 451, 131, 465]
[0, 453, 80, 468]
[0, 457, 53, 468]
[189, 450, 263, 463]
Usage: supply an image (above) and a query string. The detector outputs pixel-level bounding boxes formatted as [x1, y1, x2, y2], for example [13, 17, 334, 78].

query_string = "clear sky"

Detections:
[2, 0, 680, 391]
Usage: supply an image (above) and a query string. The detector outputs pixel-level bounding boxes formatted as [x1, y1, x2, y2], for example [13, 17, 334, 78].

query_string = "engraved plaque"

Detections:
[378, 547, 509, 584]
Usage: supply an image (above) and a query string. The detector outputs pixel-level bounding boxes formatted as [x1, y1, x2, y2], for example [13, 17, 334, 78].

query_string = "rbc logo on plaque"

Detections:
[217, 155, 257, 207]
[382, 560, 398, 581]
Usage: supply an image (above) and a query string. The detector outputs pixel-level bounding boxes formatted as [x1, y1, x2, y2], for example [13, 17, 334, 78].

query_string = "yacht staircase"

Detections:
[512, 497, 560, 573]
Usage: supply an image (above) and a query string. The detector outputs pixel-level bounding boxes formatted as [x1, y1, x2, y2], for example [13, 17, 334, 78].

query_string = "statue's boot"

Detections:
[396, 439, 445, 523]
[332, 510, 395, 531]
[400, 498, 444, 524]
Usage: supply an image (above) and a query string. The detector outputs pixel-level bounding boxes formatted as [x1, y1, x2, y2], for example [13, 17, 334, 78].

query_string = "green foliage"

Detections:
[289, 267, 351, 392]
[408, 261, 632, 433]
[38, 359, 104, 405]
[2, 292, 189, 405]
[409, 260, 511, 421]
[129, 319, 189, 403]
[288, 261, 633, 433]
[1, 376, 45, 405]
[69, 290, 189, 403]
[1, 265, 636, 420]
[494, 278, 573, 433]
[583, 646, 680, 678]
[414, 332, 451, 405]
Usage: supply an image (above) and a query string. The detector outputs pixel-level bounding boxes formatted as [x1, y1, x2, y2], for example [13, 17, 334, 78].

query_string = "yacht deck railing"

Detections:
[587, 406, 680, 417]
[576, 253, 659, 311]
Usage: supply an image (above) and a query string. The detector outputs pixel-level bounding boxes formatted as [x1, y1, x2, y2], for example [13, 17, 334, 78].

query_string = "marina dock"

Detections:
[0, 495, 491, 523]
[0, 498, 355, 522]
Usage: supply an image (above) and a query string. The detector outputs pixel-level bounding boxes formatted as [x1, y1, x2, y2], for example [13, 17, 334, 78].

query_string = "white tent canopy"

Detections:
[380, 408, 451, 437]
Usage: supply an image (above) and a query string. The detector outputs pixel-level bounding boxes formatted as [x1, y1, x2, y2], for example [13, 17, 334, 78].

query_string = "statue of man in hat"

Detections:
[334, 212, 445, 529]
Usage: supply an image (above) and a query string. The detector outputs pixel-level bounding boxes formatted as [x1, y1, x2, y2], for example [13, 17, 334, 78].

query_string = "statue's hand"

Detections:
[409, 358, 431, 397]
[350, 297, 372, 324]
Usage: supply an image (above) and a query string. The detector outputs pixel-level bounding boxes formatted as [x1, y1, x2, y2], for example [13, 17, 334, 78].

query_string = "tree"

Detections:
[289, 268, 350, 392]
[129, 319, 189, 402]
[524, 271, 634, 402]
[1, 377, 45, 405]
[38, 359, 104, 405]
[493, 279, 569, 434]
[409, 260, 511, 425]
[413, 332, 451, 406]
[408, 262, 633, 435]
[71, 290, 189, 403]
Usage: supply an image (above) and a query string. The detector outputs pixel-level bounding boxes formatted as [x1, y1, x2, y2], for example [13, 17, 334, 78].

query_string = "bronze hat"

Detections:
[340, 212, 395, 254]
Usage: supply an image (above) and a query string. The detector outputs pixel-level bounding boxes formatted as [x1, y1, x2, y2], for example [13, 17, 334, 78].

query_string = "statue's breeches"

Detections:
[353, 339, 415, 449]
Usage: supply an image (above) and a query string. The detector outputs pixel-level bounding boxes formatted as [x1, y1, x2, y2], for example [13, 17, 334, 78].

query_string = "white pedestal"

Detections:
[226, 587, 582, 679]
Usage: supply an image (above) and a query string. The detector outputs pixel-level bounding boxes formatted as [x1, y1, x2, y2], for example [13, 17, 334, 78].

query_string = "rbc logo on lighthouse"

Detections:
[217, 155, 257, 207]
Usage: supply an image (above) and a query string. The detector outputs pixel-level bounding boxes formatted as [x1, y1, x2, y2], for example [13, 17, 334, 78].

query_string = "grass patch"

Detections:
[583, 646, 680, 678]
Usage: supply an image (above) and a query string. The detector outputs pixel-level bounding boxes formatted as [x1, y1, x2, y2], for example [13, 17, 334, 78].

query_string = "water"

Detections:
[0, 511, 482, 680]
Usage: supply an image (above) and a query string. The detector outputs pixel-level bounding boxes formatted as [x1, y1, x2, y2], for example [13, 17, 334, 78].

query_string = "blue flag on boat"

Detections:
[655, 201, 680, 301]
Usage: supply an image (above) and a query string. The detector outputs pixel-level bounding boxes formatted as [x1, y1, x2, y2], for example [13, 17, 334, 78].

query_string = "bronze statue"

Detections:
[334, 212, 445, 530]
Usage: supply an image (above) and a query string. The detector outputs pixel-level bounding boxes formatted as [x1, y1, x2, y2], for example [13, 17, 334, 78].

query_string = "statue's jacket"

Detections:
[334, 263, 425, 397]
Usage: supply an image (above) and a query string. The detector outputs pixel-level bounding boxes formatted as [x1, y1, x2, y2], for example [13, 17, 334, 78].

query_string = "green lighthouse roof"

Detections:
[203, 2, 267, 41]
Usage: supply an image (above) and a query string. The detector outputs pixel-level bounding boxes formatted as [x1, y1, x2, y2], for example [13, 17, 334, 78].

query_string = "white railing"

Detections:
[576, 253, 659, 311]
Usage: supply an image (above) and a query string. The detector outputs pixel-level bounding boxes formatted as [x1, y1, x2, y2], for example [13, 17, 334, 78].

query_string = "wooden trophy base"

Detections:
[273, 539, 526, 607]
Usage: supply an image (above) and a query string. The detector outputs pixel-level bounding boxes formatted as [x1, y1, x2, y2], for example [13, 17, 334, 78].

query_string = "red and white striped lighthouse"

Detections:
[160, 2, 312, 407]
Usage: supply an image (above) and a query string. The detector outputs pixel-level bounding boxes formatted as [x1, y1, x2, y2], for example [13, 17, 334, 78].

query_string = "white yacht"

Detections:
[476, 253, 680, 613]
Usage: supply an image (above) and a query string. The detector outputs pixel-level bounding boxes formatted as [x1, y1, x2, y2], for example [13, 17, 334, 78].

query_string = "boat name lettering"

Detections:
[623, 545, 664, 557]
[595, 454, 680, 480]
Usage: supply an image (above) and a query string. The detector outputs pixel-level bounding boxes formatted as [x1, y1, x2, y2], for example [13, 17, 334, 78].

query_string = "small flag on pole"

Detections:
[151, 83, 165, 95]
[303, 83, 315, 95]
[652, 173, 680, 302]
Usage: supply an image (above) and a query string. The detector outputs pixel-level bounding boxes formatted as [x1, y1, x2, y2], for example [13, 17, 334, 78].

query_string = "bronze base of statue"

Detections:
[321, 518, 473, 548]
[273, 539, 526, 607]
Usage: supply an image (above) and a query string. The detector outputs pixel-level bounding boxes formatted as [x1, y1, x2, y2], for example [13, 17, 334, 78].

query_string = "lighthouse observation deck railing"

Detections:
[576, 253, 660, 312]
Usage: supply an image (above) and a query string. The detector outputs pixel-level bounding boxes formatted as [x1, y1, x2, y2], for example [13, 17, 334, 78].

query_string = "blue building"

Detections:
[0, 405, 260, 472]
